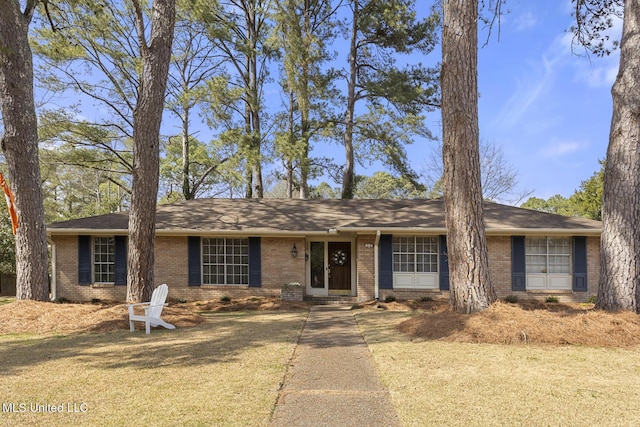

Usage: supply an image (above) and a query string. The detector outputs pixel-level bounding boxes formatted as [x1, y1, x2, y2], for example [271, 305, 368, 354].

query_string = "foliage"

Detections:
[160, 136, 242, 200]
[165, 2, 228, 200]
[570, 160, 604, 220]
[308, 182, 341, 199]
[570, 0, 623, 56]
[520, 195, 581, 217]
[338, 0, 440, 198]
[354, 172, 425, 199]
[0, 215, 16, 273]
[191, 0, 276, 198]
[520, 161, 603, 221]
[271, 0, 338, 197]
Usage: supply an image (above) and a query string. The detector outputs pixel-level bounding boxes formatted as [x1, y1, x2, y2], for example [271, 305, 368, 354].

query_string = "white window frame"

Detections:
[525, 237, 572, 290]
[392, 236, 439, 289]
[93, 236, 115, 284]
[202, 238, 249, 285]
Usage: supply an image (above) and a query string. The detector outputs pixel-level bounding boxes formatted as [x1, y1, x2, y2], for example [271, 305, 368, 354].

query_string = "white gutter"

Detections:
[374, 230, 381, 300]
[47, 229, 315, 238]
[48, 227, 601, 238]
[336, 227, 601, 236]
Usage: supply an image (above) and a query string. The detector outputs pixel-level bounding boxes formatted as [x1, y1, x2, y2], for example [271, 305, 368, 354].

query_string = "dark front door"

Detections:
[328, 242, 351, 295]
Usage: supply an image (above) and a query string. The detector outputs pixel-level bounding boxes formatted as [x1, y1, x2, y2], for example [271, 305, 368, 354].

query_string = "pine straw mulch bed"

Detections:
[2, 297, 639, 347]
[0, 297, 309, 335]
[353, 299, 640, 348]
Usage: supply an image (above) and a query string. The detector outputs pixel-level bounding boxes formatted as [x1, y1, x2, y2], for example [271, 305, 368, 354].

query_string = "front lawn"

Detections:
[0, 311, 306, 427]
[356, 310, 640, 427]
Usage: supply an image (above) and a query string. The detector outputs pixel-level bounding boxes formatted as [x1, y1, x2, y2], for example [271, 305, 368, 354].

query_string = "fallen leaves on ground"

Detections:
[0, 297, 309, 335]
[388, 300, 640, 348]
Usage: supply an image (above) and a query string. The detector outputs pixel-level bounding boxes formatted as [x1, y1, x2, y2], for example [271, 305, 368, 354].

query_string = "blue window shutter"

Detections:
[248, 237, 261, 287]
[114, 236, 127, 285]
[439, 235, 450, 291]
[78, 235, 91, 285]
[188, 236, 201, 286]
[573, 236, 588, 292]
[379, 234, 393, 289]
[512, 236, 526, 291]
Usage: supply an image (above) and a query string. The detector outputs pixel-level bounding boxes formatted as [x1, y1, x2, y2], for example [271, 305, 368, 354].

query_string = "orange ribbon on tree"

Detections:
[0, 172, 18, 235]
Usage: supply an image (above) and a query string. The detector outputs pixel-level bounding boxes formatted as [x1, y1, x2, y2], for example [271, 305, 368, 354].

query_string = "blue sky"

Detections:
[412, 0, 620, 201]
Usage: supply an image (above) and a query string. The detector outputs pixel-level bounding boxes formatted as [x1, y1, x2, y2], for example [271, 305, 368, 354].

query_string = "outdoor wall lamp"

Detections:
[291, 244, 298, 258]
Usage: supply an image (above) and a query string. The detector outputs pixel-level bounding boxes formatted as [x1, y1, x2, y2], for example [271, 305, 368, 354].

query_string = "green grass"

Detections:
[0, 311, 306, 427]
[0, 297, 15, 306]
[356, 311, 640, 427]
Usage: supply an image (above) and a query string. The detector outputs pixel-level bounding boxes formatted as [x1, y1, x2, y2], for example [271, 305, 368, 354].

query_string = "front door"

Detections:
[328, 242, 351, 295]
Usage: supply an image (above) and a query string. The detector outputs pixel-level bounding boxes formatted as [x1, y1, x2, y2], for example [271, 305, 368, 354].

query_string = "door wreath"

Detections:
[332, 249, 348, 266]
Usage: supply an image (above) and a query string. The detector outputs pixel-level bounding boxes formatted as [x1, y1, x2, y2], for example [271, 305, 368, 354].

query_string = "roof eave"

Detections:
[47, 227, 602, 237]
[47, 228, 334, 237]
[485, 228, 602, 236]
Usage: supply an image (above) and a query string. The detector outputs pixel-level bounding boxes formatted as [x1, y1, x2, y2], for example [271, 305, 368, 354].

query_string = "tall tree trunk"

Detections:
[298, 0, 311, 200]
[182, 106, 192, 200]
[341, 0, 358, 200]
[247, 0, 263, 199]
[0, 1, 49, 301]
[597, 1, 640, 312]
[127, 0, 175, 303]
[286, 89, 295, 198]
[441, 0, 495, 313]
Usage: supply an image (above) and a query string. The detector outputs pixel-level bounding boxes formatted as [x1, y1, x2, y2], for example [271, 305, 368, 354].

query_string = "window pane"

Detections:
[93, 237, 115, 283]
[525, 237, 572, 276]
[202, 238, 249, 285]
[393, 236, 438, 273]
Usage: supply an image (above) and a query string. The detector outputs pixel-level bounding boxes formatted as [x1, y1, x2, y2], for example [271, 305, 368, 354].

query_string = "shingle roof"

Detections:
[46, 198, 602, 235]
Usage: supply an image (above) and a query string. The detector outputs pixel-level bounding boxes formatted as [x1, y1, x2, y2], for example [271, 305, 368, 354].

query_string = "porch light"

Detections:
[291, 244, 298, 258]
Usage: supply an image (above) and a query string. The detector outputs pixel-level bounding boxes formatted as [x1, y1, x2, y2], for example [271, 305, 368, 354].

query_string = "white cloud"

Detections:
[540, 140, 585, 158]
[492, 54, 560, 129]
[513, 11, 538, 32]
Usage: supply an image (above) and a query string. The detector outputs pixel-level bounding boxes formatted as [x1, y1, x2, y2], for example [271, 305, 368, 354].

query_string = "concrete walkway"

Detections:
[271, 306, 400, 427]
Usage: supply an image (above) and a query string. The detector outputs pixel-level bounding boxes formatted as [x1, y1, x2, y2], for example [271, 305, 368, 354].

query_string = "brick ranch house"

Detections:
[46, 198, 602, 303]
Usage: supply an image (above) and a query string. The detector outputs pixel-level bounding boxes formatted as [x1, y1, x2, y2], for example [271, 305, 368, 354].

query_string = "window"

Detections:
[392, 236, 439, 289]
[202, 238, 249, 285]
[525, 237, 572, 290]
[393, 236, 438, 273]
[93, 237, 115, 283]
[525, 237, 571, 274]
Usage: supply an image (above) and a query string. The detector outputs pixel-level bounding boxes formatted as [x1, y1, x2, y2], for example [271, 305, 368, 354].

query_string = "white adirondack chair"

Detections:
[127, 284, 176, 334]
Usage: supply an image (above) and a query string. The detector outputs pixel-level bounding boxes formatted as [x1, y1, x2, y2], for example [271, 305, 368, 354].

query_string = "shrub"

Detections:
[587, 295, 597, 304]
[420, 296, 434, 302]
[384, 295, 397, 303]
[91, 298, 102, 304]
[177, 298, 187, 304]
[53, 297, 70, 304]
[503, 295, 519, 304]
[220, 296, 231, 303]
[545, 296, 559, 304]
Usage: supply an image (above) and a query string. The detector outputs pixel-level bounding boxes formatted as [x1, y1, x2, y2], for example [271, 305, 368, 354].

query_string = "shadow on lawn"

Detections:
[0, 312, 307, 374]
